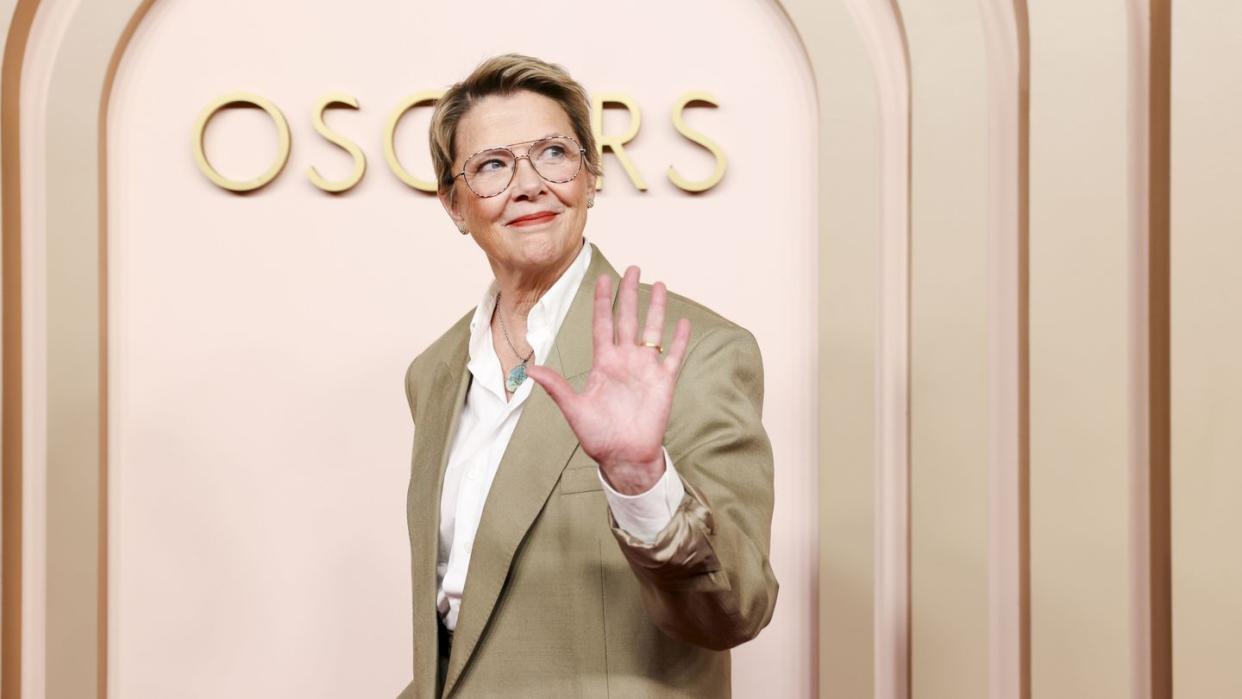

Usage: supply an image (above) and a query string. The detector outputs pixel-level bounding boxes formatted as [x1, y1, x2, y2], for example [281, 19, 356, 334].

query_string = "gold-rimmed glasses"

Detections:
[453, 135, 586, 198]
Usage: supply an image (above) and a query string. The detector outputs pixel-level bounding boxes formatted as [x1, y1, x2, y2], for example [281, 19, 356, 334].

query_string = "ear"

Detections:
[438, 185, 467, 231]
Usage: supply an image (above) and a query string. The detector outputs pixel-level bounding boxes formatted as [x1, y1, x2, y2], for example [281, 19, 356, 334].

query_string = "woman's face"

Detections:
[441, 90, 595, 282]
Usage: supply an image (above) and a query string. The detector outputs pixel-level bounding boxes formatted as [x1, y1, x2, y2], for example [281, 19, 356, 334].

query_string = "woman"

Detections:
[398, 54, 777, 698]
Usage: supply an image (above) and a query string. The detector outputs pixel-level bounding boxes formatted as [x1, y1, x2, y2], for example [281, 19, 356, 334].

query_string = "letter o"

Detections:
[192, 92, 292, 192]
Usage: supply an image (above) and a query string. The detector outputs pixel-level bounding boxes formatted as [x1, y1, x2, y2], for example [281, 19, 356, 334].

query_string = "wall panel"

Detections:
[1170, 2, 1242, 697]
[1028, 2, 1132, 697]
[901, 2, 991, 698]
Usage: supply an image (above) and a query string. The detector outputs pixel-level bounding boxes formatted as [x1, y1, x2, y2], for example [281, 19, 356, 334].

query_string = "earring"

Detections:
[586, 198, 595, 209]
[457, 224, 469, 235]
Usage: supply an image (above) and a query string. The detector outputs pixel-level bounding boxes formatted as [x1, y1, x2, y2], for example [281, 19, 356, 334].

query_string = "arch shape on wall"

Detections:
[1, 0, 907, 697]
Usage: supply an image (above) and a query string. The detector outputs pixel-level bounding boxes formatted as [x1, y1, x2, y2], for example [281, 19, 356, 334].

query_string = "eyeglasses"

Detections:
[453, 135, 586, 198]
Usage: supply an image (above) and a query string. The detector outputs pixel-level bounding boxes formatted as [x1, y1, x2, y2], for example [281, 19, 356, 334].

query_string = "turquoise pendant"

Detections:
[505, 362, 528, 393]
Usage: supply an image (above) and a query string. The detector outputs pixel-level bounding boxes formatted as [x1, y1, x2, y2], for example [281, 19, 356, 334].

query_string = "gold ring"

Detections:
[641, 341, 663, 353]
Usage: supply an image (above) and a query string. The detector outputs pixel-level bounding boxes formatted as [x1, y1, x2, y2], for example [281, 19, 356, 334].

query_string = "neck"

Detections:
[492, 240, 583, 322]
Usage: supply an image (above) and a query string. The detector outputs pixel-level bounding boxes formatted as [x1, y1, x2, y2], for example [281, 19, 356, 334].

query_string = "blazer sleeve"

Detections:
[606, 325, 779, 651]
[404, 357, 419, 425]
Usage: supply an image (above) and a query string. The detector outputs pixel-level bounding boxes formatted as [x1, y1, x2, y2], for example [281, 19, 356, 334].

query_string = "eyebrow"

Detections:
[478, 133, 566, 151]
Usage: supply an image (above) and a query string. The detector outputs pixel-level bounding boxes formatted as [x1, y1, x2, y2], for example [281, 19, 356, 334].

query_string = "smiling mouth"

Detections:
[507, 212, 559, 227]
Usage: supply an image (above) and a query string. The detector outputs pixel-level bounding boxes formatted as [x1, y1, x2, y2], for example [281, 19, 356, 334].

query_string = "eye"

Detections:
[537, 144, 567, 161]
[466, 149, 514, 176]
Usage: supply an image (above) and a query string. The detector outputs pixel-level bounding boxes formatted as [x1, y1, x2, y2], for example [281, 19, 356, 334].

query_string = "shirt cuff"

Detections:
[597, 447, 686, 544]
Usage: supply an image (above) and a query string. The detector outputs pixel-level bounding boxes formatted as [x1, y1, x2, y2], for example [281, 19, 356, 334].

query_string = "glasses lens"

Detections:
[529, 137, 583, 182]
[463, 148, 516, 197]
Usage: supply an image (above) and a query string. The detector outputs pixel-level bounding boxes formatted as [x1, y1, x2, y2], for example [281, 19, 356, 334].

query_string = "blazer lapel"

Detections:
[408, 328, 470, 698]
[443, 243, 621, 695]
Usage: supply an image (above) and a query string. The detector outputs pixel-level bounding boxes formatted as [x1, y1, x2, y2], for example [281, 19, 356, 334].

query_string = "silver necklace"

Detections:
[495, 291, 534, 393]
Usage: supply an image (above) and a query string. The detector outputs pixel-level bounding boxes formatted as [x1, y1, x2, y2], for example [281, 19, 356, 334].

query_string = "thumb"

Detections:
[523, 364, 578, 413]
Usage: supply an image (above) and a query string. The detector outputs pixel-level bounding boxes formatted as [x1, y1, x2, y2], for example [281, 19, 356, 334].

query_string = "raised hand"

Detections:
[524, 265, 692, 495]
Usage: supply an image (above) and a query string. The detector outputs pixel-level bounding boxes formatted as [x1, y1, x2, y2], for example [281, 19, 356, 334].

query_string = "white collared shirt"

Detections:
[436, 237, 686, 630]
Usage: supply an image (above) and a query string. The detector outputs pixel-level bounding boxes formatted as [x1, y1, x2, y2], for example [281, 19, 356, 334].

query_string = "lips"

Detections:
[507, 211, 559, 226]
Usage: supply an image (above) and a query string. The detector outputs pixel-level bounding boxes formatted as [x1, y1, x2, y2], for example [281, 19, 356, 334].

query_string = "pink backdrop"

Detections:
[107, 0, 818, 695]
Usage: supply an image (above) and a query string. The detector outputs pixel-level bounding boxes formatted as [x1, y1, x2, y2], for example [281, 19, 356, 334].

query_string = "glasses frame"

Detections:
[453, 135, 588, 198]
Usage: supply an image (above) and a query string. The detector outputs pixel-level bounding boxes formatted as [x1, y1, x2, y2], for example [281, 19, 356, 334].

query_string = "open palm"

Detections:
[524, 265, 692, 494]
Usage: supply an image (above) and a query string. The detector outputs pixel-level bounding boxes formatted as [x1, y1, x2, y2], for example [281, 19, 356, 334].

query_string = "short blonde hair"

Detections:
[429, 54, 602, 206]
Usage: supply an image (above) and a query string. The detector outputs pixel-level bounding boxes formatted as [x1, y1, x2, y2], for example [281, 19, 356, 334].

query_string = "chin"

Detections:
[512, 229, 573, 257]
[496, 241, 547, 270]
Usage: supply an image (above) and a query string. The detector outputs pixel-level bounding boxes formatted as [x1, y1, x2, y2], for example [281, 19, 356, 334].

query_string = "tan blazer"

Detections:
[397, 243, 778, 698]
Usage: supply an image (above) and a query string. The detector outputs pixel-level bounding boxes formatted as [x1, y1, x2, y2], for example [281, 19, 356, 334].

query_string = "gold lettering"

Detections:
[192, 92, 291, 192]
[591, 93, 647, 191]
[384, 90, 443, 192]
[309, 92, 366, 193]
[668, 92, 727, 193]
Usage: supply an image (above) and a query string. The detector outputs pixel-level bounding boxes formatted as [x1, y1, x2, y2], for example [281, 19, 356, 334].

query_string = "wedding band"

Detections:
[641, 341, 664, 353]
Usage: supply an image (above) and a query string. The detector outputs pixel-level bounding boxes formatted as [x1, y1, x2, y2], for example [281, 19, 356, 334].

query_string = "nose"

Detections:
[510, 155, 546, 198]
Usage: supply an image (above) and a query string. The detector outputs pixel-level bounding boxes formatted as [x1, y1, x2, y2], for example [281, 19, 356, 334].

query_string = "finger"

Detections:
[642, 281, 668, 349]
[663, 317, 692, 377]
[615, 265, 640, 345]
[524, 364, 578, 413]
[593, 273, 614, 358]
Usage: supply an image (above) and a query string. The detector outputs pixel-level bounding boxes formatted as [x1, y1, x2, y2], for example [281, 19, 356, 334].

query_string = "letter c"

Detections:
[384, 90, 444, 192]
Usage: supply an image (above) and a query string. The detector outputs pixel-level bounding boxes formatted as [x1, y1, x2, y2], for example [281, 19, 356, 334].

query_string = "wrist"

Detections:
[599, 453, 666, 495]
